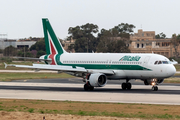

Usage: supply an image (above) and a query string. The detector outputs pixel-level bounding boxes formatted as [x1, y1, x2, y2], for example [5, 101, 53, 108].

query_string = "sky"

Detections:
[0, 0, 180, 39]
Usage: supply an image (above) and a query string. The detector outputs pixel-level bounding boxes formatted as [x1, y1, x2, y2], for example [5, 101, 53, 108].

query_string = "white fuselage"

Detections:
[58, 53, 176, 80]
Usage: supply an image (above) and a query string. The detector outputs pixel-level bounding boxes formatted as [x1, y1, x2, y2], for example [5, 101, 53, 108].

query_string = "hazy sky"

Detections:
[0, 0, 180, 39]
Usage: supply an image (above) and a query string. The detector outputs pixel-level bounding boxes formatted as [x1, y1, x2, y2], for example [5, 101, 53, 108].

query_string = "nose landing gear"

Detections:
[151, 80, 158, 91]
[152, 86, 158, 91]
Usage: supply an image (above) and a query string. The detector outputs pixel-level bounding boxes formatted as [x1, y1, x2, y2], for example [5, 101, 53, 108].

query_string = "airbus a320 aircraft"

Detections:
[5, 18, 177, 91]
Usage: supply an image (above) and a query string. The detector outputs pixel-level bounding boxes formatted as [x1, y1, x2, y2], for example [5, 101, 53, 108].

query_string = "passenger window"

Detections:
[158, 61, 162, 64]
[154, 61, 158, 64]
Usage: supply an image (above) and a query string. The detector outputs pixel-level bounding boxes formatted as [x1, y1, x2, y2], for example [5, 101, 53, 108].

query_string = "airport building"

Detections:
[129, 29, 173, 58]
[0, 39, 36, 50]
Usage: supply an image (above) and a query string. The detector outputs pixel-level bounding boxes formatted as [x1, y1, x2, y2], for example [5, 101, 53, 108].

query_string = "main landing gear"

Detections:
[84, 82, 94, 91]
[121, 79, 132, 90]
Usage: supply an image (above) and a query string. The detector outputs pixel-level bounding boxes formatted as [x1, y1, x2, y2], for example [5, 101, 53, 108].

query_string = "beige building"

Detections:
[129, 29, 174, 58]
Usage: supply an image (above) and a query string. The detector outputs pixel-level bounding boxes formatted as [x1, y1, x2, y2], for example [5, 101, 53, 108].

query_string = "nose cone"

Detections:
[166, 65, 176, 77]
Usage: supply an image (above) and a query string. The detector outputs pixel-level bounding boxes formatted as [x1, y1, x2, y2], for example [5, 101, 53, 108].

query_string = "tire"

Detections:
[155, 86, 158, 91]
[126, 83, 132, 90]
[84, 84, 89, 91]
[152, 86, 158, 91]
[121, 83, 127, 90]
[89, 86, 94, 91]
[144, 80, 149, 85]
[152, 86, 155, 91]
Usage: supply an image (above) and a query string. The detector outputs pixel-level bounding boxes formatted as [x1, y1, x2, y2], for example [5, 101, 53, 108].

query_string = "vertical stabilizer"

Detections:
[42, 18, 65, 55]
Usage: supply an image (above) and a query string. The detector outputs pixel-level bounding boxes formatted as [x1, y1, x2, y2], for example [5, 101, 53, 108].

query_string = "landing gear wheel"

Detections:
[84, 83, 94, 91]
[121, 83, 127, 90]
[126, 83, 132, 90]
[84, 84, 89, 91]
[89, 86, 94, 91]
[121, 82, 132, 90]
[152, 86, 158, 91]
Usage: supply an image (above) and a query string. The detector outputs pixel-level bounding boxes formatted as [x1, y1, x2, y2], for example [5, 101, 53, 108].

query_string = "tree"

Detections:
[155, 32, 166, 39]
[97, 35, 130, 53]
[113, 23, 135, 38]
[37, 50, 46, 57]
[96, 23, 134, 53]
[0, 49, 3, 54]
[68, 23, 99, 52]
[171, 34, 180, 58]
[30, 38, 46, 57]
[30, 38, 46, 52]
[108, 40, 130, 53]
[3, 45, 17, 56]
[67, 44, 74, 52]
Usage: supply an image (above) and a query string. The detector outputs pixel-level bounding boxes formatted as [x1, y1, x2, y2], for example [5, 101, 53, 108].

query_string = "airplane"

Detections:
[5, 18, 177, 91]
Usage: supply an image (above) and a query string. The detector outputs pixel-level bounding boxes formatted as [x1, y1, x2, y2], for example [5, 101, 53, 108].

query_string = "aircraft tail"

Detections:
[42, 18, 66, 55]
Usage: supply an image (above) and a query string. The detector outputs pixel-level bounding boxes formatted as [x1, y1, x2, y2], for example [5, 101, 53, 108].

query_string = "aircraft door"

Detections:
[107, 60, 112, 68]
[143, 56, 150, 69]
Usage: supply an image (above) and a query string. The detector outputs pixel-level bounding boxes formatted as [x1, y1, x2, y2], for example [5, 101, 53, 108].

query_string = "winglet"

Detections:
[4, 62, 16, 69]
[4, 62, 7, 69]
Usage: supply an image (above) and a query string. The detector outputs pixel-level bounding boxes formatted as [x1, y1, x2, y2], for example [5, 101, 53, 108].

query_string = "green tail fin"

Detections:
[42, 18, 65, 55]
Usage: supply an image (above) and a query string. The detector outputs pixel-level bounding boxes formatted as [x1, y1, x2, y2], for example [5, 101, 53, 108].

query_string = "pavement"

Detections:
[0, 78, 179, 105]
[0, 70, 179, 105]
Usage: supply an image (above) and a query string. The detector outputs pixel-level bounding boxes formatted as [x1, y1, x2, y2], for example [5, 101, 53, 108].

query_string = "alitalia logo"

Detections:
[119, 56, 141, 61]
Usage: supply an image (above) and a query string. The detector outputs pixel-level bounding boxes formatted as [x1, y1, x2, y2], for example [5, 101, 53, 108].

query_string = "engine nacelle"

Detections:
[88, 73, 107, 87]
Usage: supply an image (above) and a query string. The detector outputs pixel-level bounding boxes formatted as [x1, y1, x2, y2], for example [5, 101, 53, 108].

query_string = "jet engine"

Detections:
[88, 73, 107, 87]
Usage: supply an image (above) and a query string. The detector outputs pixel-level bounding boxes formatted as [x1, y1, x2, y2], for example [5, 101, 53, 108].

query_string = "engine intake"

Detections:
[88, 73, 107, 87]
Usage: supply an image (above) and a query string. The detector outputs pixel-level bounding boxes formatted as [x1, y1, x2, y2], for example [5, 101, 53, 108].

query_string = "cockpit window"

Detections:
[154, 60, 170, 65]
[162, 61, 168, 64]
[154, 61, 158, 64]
[158, 61, 162, 64]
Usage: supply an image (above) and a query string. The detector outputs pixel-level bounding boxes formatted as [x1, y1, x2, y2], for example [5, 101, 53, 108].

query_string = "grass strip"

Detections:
[0, 72, 74, 82]
[0, 99, 179, 119]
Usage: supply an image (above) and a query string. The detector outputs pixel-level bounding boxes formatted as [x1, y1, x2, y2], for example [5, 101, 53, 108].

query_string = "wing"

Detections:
[4, 63, 115, 75]
[6, 63, 87, 73]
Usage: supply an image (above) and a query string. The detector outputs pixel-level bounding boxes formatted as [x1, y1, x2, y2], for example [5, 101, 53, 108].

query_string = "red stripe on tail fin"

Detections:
[49, 40, 56, 65]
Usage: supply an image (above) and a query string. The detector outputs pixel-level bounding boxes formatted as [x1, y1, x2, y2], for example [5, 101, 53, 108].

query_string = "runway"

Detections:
[0, 78, 179, 105]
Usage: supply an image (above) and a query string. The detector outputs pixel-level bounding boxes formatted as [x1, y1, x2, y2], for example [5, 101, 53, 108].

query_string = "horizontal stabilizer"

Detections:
[13, 57, 51, 62]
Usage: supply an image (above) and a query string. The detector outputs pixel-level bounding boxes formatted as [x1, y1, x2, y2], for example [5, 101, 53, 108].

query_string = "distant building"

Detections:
[129, 29, 173, 58]
[0, 38, 39, 50]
